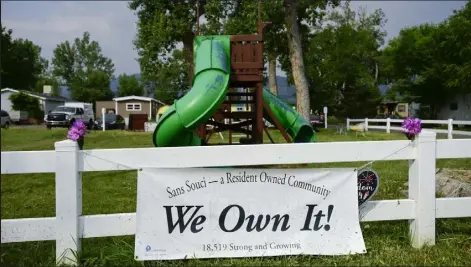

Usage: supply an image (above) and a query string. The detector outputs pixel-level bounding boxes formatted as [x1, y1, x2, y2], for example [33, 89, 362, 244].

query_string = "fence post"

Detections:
[102, 107, 106, 132]
[346, 118, 350, 129]
[408, 130, 436, 248]
[447, 119, 453, 139]
[55, 140, 82, 265]
[386, 117, 391, 133]
[364, 118, 368, 131]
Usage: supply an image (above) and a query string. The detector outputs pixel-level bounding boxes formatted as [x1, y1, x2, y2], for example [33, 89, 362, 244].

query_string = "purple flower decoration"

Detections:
[402, 117, 422, 140]
[67, 120, 87, 141]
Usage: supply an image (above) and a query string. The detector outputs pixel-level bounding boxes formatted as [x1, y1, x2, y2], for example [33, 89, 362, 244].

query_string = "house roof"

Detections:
[1, 88, 70, 102]
[112, 95, 165, 105]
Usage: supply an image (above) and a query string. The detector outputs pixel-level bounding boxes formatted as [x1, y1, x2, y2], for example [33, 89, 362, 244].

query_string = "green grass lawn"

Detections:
[1, 128, 470, 266]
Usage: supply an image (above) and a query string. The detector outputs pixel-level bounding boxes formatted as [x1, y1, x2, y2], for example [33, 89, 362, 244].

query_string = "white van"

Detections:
[64, 102, 95, 121]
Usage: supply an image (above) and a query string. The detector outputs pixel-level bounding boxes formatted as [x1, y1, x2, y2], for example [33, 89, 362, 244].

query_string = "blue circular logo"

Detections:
[145, 245, 151, 252]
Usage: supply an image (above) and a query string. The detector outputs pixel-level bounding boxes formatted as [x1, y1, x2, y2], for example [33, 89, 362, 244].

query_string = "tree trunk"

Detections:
[283, 0, 310, 121]
[268, 55, 278, 95]
[375, 62, 379, 83]
[183, 31, 195, 87]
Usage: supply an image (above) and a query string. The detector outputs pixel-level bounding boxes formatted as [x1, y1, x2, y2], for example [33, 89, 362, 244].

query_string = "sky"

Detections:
[1, 1, 468, 77]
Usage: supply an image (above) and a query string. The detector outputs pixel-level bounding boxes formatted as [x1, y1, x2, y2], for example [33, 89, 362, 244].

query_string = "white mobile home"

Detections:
[437, 93, 471, 121]
[1, 88, 70, 122]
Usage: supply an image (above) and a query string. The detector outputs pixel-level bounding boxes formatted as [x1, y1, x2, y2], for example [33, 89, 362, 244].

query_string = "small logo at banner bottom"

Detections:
[145, 245, 151, 252]
[357, 168, 379, 207]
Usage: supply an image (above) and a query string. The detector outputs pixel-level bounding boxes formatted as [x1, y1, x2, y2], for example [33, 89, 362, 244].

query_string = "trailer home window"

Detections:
[126, 103, 142, 111]
[397, 104, 406, 112]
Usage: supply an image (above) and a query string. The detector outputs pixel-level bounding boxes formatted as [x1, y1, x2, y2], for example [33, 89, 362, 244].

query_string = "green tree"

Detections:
[130, 0, 209, 86]
[117, 74, 144, 97]
[129, 0, 336, 114]
[129, 0, 231, 102]
[71, 70, 114, 103]
[150, 49, 189, 104]
[8, 91, 43, 120]
[299, 1, 386, 118]
[381, 1, 471, 114]
[1, 25, 47, 91]
[52, 31, 115, 103]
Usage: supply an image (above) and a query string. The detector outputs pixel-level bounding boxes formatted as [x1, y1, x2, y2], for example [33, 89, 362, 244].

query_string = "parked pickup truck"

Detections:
[44, 102, 95, 129]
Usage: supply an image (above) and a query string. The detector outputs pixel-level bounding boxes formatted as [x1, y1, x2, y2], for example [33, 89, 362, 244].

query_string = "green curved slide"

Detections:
[152, 36, 231, 147]
[152, 35, 316, 147]
[262, 89, 316, 143]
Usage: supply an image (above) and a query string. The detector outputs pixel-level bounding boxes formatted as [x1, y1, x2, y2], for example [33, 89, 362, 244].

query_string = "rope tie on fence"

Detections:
[354, 140, 437, 171]
[79, 140, 438, 173]
[82, 151, 142, 172]
[354, 142, 412, 171]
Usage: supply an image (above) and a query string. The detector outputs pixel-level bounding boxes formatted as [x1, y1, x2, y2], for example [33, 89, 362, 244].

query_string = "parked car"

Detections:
[1, 110, 12, 129]
[94, 114, 126, 130]
[310, 114, 325, 131]
[44, 102, 95, 129]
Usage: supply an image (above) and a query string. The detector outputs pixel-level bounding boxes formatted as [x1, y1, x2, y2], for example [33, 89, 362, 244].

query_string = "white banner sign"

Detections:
[134, 168, 366, 261]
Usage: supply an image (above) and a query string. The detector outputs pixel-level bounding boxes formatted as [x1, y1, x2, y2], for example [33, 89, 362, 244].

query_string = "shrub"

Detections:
[8, 91, 44, 120]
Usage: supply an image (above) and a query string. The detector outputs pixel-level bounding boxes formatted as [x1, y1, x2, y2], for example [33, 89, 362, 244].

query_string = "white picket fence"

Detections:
[1, 131, 471, 265]
[347, 118, 471, 139]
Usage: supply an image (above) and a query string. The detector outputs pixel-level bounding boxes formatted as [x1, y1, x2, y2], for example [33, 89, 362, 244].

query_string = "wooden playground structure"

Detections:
[194, 1, 293, 145]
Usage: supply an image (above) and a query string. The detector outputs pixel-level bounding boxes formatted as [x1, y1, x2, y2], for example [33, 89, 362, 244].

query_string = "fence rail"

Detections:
[2, 131, 471, 265]
[346, 118, 471, 139]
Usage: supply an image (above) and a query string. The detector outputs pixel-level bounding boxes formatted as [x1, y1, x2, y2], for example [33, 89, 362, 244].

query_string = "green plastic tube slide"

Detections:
[262, 88, 316, 143]
[152, 35, 231, 147]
